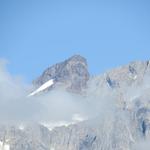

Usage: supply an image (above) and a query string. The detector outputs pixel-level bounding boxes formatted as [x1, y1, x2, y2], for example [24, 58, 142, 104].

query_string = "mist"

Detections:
[1, 59, 150, 149]
[0, 59, 115, 124]
[0, 59, 144, 121]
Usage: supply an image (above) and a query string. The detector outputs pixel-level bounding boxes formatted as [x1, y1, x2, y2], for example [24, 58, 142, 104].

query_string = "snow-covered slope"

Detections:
[28, 79, 54, 96]
[42, 114, 86, 131]
[0, 141, 10, 150]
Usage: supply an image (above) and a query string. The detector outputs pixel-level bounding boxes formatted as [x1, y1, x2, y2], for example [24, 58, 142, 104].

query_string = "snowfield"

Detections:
[0, 141, 10, 150]
[28, 79, 54, 96]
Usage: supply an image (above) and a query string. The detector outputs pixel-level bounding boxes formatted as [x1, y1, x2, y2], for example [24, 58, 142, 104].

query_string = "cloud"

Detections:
[0, 58, 118, 125]
[0, 59, 41, 123]
[2, 58, 150, 149]
[0, 59, 87, 123]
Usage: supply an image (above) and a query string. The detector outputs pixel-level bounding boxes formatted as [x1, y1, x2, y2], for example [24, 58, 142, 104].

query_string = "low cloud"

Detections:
[2, 58, 150, 149]
[0, 58, 118, 124]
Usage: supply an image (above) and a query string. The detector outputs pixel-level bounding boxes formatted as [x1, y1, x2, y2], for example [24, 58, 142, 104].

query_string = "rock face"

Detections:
[1, 56, 150, 150]
[33, 55, 90, 93]
[89, 60, 150, 90]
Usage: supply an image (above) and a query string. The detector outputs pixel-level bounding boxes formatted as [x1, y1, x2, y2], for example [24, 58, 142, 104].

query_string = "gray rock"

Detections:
[33, 55, 90, 93]
[88, 60, 150, 91]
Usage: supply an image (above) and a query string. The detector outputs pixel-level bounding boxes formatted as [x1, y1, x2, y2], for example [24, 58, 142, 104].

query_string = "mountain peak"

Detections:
[33, 55, 90, 93]
[68, 54, 87, 62]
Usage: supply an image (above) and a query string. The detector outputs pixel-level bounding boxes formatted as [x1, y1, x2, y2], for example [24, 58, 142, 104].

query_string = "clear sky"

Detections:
[0, 0, 150, 82]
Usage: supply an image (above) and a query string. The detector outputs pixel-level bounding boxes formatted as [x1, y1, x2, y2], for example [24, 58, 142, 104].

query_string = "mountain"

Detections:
[90, 60, 150, 89]
[1, 55, 150, 150]
[32, 55, 90, 94]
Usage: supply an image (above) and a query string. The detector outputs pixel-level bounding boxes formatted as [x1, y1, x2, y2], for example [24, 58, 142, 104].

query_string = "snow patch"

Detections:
[0, 141, 10, 150]
[42, 114, 86, 131]
[28, 79, 54, 97]
[72, 114, 85, 122]
[19, 125, 25, 130]
[133, 75, 137, 80]
[42, 121, 73, 131]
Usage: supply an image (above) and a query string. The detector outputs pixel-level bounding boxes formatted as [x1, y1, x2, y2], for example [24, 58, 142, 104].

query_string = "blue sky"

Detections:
[0, 0, 150, 82]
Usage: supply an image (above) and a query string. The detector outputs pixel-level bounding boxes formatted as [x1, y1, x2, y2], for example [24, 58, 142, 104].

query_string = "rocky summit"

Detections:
[33, 55, 90, 93]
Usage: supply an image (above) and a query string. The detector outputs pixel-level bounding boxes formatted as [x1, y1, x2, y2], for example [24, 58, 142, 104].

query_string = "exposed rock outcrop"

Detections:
[33, 55, 90, 93]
